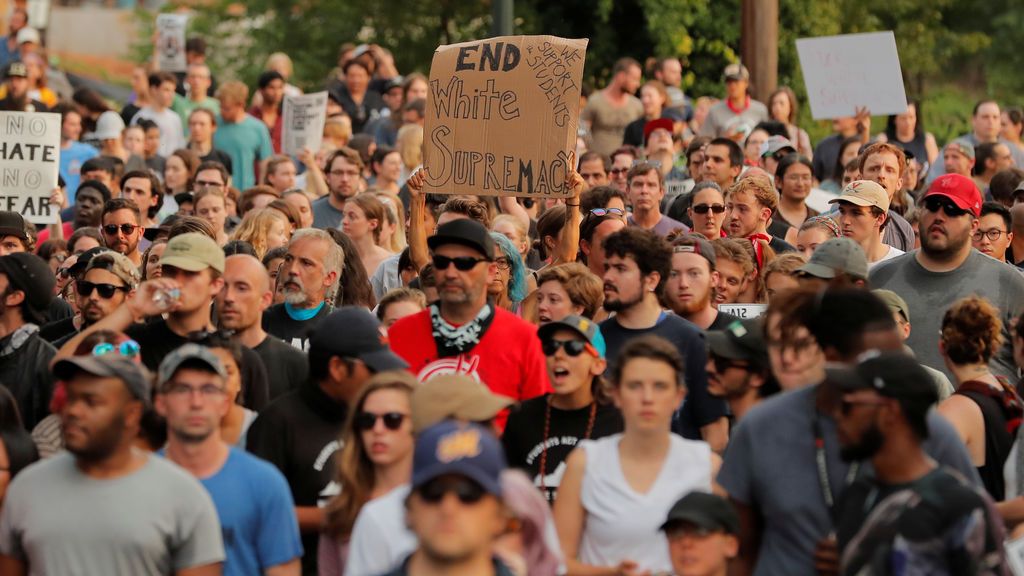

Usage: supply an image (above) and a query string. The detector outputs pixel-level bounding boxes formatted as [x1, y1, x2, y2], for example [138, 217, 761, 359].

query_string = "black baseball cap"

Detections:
[829, 351, 939, 406]
[0, 253, 54, 322]
[706, 319, 767, 367]
[68, 246, 111, 278]
[661, 491, 740, 535]
[427, 219, 495, 260]
[309, 307, 408, 373]
[0, 211, 27, 241]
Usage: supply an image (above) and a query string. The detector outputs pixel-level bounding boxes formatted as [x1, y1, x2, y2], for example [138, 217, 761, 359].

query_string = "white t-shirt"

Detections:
[343, 485, 415, 576]
[132, 106, 187, 158]
[577, 434, 712, 573]
[868, 245, 905, 270]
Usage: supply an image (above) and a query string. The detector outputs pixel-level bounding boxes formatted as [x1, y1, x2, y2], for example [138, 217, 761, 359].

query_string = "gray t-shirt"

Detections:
[718, 384, 980, 576]
[869, 250, 1024, 380]
[699, 99, 769, 138]
[580, 90, 643, 157]
[0, 452, 224, 575]
[311, 195, 343, 230]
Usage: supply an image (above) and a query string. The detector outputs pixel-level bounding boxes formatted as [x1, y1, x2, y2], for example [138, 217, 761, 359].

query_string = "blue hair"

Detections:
[490, 231, 528, 303]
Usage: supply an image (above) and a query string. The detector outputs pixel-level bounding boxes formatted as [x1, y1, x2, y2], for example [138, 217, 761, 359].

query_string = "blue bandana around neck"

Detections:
[284, 301, 325, 321]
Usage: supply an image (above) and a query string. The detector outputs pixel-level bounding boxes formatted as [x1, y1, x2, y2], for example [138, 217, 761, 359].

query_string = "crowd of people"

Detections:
[2, 8, 1024, 575]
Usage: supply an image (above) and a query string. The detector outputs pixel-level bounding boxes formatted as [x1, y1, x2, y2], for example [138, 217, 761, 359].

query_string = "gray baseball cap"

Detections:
[797, 237, 868, 280]
[158, 343, 227, 386]
[53, 356, 153, 406]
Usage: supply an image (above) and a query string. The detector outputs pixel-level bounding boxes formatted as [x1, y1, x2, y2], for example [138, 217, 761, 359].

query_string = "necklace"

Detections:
[539, 394, 597, 495]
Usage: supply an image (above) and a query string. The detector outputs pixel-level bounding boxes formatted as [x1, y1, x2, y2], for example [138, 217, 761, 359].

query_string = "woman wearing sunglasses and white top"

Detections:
[554, 335, 721, 576]
[319, 372, 417, 576]
[688, 182, 728, 240]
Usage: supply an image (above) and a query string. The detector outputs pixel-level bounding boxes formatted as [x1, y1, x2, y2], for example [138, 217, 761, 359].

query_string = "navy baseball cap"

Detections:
[412, 420, 507, 496]
[308, 307, 408, 373]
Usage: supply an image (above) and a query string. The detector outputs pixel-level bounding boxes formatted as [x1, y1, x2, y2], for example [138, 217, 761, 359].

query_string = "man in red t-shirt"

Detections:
[389, 219, 549, 429]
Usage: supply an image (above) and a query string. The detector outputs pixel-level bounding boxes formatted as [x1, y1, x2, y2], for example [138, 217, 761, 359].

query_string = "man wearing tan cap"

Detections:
[344, 374, 512, 576]
[699, 63, 768, 141]
[829, 180, 904, 268]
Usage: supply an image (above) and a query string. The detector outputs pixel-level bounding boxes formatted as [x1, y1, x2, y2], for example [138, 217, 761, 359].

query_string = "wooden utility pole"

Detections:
[492, 0, 513, 36]
[741, 0, 778, 103]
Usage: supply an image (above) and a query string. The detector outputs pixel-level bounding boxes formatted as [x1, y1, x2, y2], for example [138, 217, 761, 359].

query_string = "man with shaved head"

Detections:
[217, 254, 307, 399]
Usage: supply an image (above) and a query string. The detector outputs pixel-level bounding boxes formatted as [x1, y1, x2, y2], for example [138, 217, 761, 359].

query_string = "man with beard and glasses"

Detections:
[719, 288, 980, 576]
[833, 352, 1006, 575]
[157, 344, 302, 576]
[217, 254, 308, 400]
[389, 219, 548, 430]
[871, 173, 1024, 380]
[597, 227, 727, 451]
[0, 355, 224, 575]
[51, 251, 138, 349]
[705, 318, 777, 423]
[100, 198, 145, 268]
[262, 229, 342, 351]
[666, 234, 739, 331]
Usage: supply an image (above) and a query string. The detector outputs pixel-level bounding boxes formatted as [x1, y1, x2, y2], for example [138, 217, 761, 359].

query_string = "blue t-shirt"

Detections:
[60, 141, 99, 202]
[213, 114, 274, 190]
[163, 447, 303, 575]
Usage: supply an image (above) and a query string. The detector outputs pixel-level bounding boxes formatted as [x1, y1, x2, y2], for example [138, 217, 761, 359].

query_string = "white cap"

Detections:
[16, 28, 40, 46]
[93, 111, 125, 141]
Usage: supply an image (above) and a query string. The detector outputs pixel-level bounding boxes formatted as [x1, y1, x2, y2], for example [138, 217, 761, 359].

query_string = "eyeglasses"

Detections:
[923, 196, 969, 218]
[589, 208, 625, 217]
[76, 280, 129, 299]
[92, 340, 140, 359]
[494, 257, 511, 271]
[354, 411, 407, 431]
[416, 477, 487, 505]
[164, 382, 227, 398]
[432, 254, 489, 272]
[973, 228, 1008, 242]
[710, 353, 750, 374]
[692, 203, 726, 215]
[541, 338, 595, 357]
[103, 223, 138, 236]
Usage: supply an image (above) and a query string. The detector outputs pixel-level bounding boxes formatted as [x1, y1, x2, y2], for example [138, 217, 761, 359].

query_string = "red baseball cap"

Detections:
[922, 174, 982, 217]
[644, 118, 674, 144]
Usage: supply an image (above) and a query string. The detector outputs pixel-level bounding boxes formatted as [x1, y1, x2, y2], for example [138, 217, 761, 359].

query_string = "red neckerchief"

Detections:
[747, 233, 772, 270]
[727, 96, 750, 114]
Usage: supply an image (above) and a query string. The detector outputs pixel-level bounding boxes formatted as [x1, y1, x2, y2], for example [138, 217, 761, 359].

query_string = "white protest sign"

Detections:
[282, 92, 328, 156]
[796, 31, 908, 120]
[1007, 536, 1024, 576]
[718, 304, 767, 319]
[156, 14, 189, 73]
[0, 112, 60, 225]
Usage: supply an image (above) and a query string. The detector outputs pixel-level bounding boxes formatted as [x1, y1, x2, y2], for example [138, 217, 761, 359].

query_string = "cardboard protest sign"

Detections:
[282, 92, 328, 156]
[422, 35, 588, 197]
[796, 31, 907, 120]
[156, 14, 189, 73]
[0, 112, 60, 225]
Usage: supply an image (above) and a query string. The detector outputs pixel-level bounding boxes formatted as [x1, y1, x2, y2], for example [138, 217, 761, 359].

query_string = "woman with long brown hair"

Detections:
[318, 372, 416, 575]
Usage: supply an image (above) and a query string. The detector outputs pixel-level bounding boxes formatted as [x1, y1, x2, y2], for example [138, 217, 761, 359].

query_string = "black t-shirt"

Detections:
[39, 317, 76, 344]
[45, 298, 74, 325]
[247, 381, 347, 576]
[120, 103, 140, 126]
[836, 468, 1003, 576]
[600, 313, 727, 439]
[125, 318, 270, 410]
[502, 394, 623, 503]
[199, 149, 234, 176]
[254, 334, 309, 400]
[262, 304, 331, 352]
[707, 310, 742, 332]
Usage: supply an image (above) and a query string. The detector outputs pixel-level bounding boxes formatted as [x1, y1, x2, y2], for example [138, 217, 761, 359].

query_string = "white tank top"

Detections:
[577, 433, 712, 572]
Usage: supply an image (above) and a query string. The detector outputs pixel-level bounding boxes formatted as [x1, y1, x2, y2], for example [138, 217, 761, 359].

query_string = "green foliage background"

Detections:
[137, 0, 1016, 146]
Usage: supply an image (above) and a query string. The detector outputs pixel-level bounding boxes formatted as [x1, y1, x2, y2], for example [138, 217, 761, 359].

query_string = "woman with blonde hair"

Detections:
[230, 208, 291, 260]
[395, 123, 423, 184]
[342, 194, 394, 278]
[319, 371, 416, 575]
[492, 214, 531, 270]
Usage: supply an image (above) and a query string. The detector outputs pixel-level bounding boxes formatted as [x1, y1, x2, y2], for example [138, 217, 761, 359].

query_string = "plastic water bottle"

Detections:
[152, 288, 181, 311]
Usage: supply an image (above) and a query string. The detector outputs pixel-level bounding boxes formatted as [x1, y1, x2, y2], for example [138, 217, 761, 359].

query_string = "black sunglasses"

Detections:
[76, 280, 129, 299]
[542, 338, 591, 357]
[354, 411, 407, 431]
[923, 196, 969, 217]
[709, 353, 750, 374]
[417, 477, 487, 505]
[432, 254, 489, 272]
[103, 223, 138, 236]
[692, 203, 726, 215]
